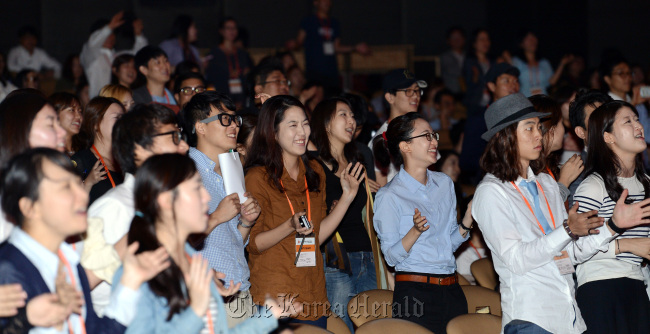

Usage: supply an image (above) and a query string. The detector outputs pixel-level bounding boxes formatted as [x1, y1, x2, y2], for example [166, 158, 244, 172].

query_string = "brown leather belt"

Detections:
[395, 273, 458, 285]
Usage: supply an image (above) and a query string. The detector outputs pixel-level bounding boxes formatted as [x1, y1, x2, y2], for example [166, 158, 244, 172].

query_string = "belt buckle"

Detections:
[437, 277, 443, 285]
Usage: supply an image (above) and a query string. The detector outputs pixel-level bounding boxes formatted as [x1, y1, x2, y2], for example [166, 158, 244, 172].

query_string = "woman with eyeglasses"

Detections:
[71, 96, 126, 205]
[244, 95, 364, 329]
[372, 111, 472, 333]
[205, 17, 253, 108]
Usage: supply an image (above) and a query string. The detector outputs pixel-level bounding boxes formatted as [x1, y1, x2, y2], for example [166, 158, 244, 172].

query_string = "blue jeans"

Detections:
[324, 251, 377, 332]
[504, 320, 552, 334]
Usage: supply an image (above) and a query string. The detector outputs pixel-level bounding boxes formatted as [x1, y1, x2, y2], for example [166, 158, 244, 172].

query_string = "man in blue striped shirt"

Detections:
[183, 90, 261, 327]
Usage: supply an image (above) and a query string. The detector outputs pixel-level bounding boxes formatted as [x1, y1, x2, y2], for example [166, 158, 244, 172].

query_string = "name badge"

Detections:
[295, 234, 316, 267]
[229, 78, 243, 94]
[554, 250, 575, 275]
[323, 41, 335, 56]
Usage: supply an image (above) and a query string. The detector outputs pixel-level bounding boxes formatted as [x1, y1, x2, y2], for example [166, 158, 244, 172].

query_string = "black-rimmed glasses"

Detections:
[396, 87, 423, 97]
[153, 128, 186, 145]
[261, 79, 291, 87]
[199, 113, 243, 127]
[406, 132, 439, 142]
[179, 86, 206, 96]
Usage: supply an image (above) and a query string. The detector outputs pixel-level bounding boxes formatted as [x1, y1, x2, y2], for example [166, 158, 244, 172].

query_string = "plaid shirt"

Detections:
[189, 147, 250, 290]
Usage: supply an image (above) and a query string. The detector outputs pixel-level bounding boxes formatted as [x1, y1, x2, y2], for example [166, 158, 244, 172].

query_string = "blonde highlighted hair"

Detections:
[99, 84, 132, 101]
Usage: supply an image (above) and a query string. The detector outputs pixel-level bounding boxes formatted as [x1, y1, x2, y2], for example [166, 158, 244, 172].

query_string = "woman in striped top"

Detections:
[573, 100, 650, 333]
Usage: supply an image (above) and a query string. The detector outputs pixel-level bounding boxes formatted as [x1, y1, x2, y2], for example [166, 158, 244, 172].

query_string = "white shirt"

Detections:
[472, 168, 616, 333]
[87, 172, 134, 316]
[0, 207, 12, 243]
[8, 228, 140, 333]
[7, 45, 61, 78]
[80, 26, 147, 98]
[455, 244, 487, 285]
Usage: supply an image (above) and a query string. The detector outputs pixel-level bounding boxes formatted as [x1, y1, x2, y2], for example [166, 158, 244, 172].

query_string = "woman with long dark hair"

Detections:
[310, 97, 376, 331]
[573, 100, 650, 333]
[121, 153, 287, 333]
[462, 28, 494, 114]
[50, 92, 85, 156]
[244, 95, 364, 328]
[159, 15, 201, 70]
[0, 148, 168, 333]
[472, 93, 650, 333]
[71, 96, 126, 204]
[111, 54, 136, 88]
[510, 30, 568, 97]
[372, 112, 472, 333]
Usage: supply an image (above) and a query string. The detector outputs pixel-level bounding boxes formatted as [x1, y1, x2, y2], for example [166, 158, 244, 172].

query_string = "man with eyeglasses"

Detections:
[183, 91, 261, 326]
[174, 71, 207, 109]
[87, 103, 189, 316]
[369, 68, 427, 186]
[240, 59, 289, 115]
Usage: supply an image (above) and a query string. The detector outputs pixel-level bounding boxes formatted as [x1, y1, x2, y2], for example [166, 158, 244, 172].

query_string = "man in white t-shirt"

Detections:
[7, 26, 61, 78]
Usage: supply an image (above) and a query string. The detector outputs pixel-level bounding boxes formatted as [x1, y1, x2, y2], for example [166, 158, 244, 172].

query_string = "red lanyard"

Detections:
[146, 88, 170, 105]
[224, 49, 241, 78]
[92, 145, 116, 188]
[546, 166, 556, 181]
[317, 16, 332, 41]
[469, 241, 482, 259]
[280, 177, 311, 222]
[58, 250, 87, 334]
[511, 180, 556, 234]
[184, 254, 215, 334]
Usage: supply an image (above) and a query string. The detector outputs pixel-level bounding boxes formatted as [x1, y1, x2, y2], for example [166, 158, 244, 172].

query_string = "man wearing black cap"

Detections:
[369, 68, 427, 185]
[460, 63, 520, 184]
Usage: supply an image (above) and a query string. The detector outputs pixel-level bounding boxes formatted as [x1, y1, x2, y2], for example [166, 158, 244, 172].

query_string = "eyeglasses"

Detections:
[200, 113, 242, 127]
[179, 86, 206, 96]
[406, 132, 439, 142]
[261, 79, 291, 87]
[396, 87, 423, 97]
[153, 128, 186, 145]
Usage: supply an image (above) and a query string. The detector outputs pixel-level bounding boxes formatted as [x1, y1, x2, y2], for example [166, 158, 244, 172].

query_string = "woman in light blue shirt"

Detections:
[372, 112, 472, 333]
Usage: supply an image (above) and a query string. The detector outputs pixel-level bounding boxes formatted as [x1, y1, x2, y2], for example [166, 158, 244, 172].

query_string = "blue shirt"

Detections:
[300, 14, 340, 78]
[189, 147, 250, 290]
[373, 167, 468, 274]
[513, 57, 554, 97]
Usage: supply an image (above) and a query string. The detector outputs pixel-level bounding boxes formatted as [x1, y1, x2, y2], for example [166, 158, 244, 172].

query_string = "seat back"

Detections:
[327, 316, 351, 334]
[461, 285, 501, 316]
[356, 318, 433, 334]
[470, 258, 498, 290]
[347, 289, 393, 328]
[447, 314, 502, 334]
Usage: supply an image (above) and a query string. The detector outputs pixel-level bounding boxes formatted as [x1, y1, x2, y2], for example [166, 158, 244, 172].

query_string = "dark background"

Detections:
[2, 0, 648, 80]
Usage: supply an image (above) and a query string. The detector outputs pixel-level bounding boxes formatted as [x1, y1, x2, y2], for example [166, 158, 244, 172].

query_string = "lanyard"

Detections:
[280, 177, 311, 222]
[184, 254, 215, 334]
[317, 16, 332, 41]
[223, 49, 241, 78]
[511, 180, 556, 234]
[92, 145, 116, 188]
[469, 241, 482, 259]
[146, 88, 170, 105]
[58, 250, 87, 334]
[545, 166, 556, 181]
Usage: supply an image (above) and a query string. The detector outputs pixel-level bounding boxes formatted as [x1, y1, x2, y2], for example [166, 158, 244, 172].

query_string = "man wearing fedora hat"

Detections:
[460, 63, 521, 185]
[369, 68, 427, 186]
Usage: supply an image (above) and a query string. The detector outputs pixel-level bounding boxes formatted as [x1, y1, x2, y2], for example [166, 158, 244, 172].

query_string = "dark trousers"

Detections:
[576, 277, 650, 334]
[392, 275, 467, 334]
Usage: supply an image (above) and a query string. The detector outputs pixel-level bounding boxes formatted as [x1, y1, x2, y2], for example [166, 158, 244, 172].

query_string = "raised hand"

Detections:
[567, 202, 604, 236]
[84, 160, 107, 190]
[611, 189, 650, 229]
[213, 271, 241, 297]
[120, 242, 170, 290]
[264, 294, 303, 319]
[366, 178, 381, 193]
[0, 284, 26, 317]
[340, 162, 365, 201]
[255, 93, 272, 104]
[240, 192, 261, 225]
[26, 294, 71, 328]
[108, 11, 125, 30]
[558, 154, 584, 188]
[186, 254, 213, 317]
[413, 208, 429, 233]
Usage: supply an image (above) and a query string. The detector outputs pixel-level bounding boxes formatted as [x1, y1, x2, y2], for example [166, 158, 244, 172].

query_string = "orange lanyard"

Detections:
[469, 241, 482, 259]
[280, 177, 311, 222]
[58, 250, 87, 334]
[146, 88, 171, 105]
[546, 166, 556, 181]
[511, 180, 556, 234]
[91, 145, 116, 188]
[224, 49, 241, 78]
[184, 254, 215, 334]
